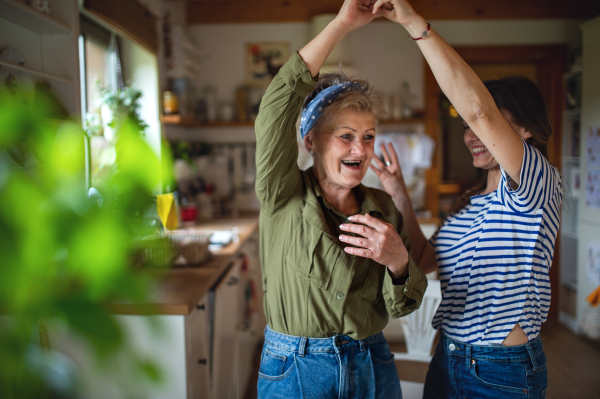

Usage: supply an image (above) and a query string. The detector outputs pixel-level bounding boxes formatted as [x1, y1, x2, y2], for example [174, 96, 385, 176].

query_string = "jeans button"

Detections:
[449, 343, 456, 351]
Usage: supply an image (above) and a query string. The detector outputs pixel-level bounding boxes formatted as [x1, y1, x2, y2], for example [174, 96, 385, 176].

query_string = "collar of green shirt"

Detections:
[305, 166, 384, 221]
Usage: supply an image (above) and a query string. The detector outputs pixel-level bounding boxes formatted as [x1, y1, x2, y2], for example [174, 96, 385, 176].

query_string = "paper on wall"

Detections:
[585, 126, 600, 209]
[587, 241, 600, 287]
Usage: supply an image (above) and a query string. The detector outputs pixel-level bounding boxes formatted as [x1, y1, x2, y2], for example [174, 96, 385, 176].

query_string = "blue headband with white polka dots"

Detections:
[300, 82, 363, 139]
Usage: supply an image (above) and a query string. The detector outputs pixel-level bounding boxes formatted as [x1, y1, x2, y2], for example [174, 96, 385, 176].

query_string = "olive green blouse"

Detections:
[254, 52, 428, 340]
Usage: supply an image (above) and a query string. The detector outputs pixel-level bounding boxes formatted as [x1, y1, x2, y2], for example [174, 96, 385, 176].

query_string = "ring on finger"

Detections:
[385, 161, 392, 167]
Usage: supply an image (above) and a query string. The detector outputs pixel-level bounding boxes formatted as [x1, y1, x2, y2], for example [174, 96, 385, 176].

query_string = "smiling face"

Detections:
[463, 110, 532, 170]
[306, 108, 376, 191]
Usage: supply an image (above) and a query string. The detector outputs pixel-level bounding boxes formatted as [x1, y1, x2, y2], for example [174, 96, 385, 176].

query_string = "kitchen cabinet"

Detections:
[212, 230, 265, 399]
[48, 219, 264, 399]
[0, 0, 81, 115]
[212, 259, 243, 399]
[186, 294, 212, 399]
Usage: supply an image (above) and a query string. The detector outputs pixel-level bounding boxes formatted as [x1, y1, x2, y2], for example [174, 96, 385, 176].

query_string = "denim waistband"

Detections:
[264, 325, 383, 355]
[441, 331, 544, 362]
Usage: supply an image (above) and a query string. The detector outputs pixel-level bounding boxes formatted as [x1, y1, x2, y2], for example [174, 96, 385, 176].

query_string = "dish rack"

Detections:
[165, 229, 213, 265]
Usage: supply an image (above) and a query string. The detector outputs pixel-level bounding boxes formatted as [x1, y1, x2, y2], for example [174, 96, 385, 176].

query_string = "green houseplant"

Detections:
[0, 83, 173, 398]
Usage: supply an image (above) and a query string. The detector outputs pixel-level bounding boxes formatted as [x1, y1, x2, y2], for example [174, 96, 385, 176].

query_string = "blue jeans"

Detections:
[257, 325, 402, 399]
[423, 332, 548, 399]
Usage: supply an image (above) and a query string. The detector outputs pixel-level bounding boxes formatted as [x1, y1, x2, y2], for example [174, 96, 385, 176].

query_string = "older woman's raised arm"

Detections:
[254, 55, 313, 215]
[373, 0, 526, 185]
[255, 0, 380, 215]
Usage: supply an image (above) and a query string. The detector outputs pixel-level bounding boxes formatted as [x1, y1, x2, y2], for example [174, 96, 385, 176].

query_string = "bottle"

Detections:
[198, 185, 214, 220]
[391, 93, 403, 120]
[401, 81, 414, 119]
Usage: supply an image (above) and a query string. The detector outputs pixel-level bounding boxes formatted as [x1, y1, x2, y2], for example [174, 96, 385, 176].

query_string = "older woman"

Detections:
[254, 0, 427, 397]
[343, 1, 563, 398]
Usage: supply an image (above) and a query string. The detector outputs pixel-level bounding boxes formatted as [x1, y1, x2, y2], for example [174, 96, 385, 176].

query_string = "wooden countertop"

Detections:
[110, 218, 259, 316]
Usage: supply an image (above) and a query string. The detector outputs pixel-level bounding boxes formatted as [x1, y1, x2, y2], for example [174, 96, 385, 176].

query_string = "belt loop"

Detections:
[359, 338, 367, 352]
[525, 342, 537, 371]
[299, 336, 307, 358]
[466, 344, 472, 369]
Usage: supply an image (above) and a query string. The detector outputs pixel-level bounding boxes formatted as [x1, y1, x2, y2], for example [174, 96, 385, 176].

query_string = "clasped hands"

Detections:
[336, 0, 419, 32]
[340, 213, 409, 280]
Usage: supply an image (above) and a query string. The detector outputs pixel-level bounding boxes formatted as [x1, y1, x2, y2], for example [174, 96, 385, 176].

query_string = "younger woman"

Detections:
[342, 1, 563, 397]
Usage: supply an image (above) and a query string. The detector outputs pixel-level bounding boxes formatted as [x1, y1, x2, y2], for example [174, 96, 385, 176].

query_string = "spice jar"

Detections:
[163, 91, 179, 114]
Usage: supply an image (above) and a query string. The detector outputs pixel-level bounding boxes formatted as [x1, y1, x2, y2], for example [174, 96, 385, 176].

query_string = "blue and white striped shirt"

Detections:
[430, 141, 563, 345]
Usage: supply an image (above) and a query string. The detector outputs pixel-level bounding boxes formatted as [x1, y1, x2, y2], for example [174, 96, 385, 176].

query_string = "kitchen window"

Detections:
[79, 15, 118, 189]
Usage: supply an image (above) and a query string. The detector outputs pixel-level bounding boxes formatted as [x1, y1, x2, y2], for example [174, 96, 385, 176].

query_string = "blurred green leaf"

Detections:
[0, 80, 171, 398]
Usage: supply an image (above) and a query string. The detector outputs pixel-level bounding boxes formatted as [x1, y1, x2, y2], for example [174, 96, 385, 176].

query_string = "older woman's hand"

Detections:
[372, 0, 420, 28]
[339, 214, 409, 279]
[336, 0, 383, 32]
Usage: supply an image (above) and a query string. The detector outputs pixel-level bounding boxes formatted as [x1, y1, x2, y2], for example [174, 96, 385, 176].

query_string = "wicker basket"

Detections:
[131, 235, 178, 268]
[165, 229, 212, 265]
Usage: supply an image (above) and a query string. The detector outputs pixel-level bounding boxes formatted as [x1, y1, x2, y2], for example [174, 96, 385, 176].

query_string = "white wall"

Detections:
[185, 19, 583, 115]
[187, 22, 309, 104]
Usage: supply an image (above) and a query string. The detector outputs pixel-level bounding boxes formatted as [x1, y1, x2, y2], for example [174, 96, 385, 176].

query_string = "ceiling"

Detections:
[165, 0, 600, 24]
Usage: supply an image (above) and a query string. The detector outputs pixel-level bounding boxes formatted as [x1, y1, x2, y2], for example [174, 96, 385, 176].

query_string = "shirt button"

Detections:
[332, 330, 338, 335]
[350, 254, 356, 259]
[336, 292, 345, 300]
[449, 343, 456, 351]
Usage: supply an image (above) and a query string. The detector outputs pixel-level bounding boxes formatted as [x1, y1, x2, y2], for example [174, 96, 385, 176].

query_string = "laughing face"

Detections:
[308, 108, 376, 191]
[463, 110, 532, 170]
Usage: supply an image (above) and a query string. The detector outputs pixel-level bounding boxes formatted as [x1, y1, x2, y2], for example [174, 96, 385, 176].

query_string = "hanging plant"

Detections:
[85, 81, 147, 140]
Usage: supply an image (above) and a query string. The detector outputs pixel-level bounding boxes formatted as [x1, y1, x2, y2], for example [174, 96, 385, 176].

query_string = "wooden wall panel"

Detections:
[84, 0, 158, 53]
[182, 0, 600, 24]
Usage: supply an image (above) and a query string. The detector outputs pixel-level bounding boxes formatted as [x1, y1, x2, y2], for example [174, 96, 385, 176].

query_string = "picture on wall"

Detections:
[245, 42, 290, 86]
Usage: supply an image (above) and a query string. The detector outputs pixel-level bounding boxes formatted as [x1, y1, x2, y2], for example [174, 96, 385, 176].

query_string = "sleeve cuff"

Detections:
[277, 52, 318, 98]
[384, 256, 427, 301]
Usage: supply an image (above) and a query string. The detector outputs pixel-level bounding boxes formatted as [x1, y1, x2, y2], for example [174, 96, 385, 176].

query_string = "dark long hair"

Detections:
[449, 76, 552, 216]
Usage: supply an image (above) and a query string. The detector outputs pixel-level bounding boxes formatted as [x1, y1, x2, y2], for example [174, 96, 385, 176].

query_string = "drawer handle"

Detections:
[198, 358, 207, 365]
[227, 277, 239, 286]
[196, 304, 205, 310]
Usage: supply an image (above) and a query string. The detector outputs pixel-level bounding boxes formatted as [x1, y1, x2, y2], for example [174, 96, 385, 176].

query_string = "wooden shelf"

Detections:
[0, 0, 71, 35]
[162, 114, 255, 128]
[380, 117, 426, 125]
[0, 59, 72, 83]
[417, 217, 441, 225]
[438, 183, 462, 195]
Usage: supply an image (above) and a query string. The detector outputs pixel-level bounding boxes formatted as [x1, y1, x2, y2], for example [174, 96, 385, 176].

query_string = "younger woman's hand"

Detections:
[339, 214, 409, 279]
[371, 0, 419, 27]
[336, 0, 383, 32]
[370, 142, 409, 206]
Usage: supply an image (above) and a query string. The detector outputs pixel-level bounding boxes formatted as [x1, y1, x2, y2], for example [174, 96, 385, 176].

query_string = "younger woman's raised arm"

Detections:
[299, 0, 380, 76]
[373, 0, 526, 185]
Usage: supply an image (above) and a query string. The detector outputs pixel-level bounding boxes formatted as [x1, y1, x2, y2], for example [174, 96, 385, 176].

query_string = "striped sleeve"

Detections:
[498, 141, 561, 213]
